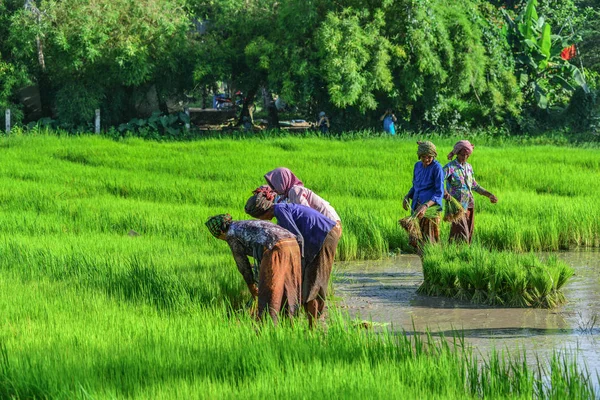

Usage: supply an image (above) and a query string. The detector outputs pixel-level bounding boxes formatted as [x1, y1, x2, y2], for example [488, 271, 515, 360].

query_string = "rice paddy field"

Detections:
[0, 131, 599, 398]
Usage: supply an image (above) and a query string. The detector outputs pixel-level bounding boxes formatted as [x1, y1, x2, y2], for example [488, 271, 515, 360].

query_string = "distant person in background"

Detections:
[205, 214, 301, 325]
[403, 141, 444, 248]
[245, 187, 339, 328]
[443, 140, 498, 244]
[380, 108, 397, 135]
[317, 111, 330, 133]
[264, 167, 342, 237]
[242, 116, 253, 131]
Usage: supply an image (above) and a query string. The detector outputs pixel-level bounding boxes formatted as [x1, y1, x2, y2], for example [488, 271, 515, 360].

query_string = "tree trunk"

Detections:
[237, 87, 258, 126]
[261, 87, 279, 129]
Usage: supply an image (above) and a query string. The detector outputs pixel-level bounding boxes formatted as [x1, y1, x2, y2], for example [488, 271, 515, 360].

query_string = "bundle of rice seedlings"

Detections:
[504, 267, 531, 307]
[454, 266, 473, 301]
[398, 215, 422, 242]
[443, 195, 466, 222]
[439, 262, 459, 298]
[486, 269, 506, 306]
[529, 269, 554, 308]
[398, 206, 441, 243]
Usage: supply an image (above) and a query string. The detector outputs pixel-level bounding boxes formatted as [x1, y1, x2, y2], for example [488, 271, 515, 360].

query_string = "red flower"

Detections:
[560, 45, 576, 61]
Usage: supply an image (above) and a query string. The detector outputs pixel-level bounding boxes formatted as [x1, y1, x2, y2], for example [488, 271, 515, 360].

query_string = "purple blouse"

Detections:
[274, 203, 335, 265]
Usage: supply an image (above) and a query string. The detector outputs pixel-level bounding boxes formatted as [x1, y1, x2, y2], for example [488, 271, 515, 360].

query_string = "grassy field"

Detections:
[0, 132, 598, 398]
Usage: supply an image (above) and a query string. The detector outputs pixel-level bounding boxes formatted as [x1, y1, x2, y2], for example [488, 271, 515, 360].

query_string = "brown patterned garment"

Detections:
[302, 227, 340, 327]
[409, 215, 441, 254]
[257, 238, 302, 324]
[449, 207, 474, 244]
[226, 220, 296, 289]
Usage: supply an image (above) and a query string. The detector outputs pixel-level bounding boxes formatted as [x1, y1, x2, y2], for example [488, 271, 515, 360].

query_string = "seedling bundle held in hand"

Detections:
[443, 196, 465, 223]
[398, 206, 441, 243]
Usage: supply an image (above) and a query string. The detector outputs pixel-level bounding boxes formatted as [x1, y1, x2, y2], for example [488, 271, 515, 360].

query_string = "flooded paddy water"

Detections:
[334, 250, 600, 385]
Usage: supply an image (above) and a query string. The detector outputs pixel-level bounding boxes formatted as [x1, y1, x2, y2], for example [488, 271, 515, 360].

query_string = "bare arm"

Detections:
[228, 240, 259, 297]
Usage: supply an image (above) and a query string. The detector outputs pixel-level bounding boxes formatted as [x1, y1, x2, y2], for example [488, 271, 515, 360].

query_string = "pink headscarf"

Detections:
[447, 140, 475, 160]
[264, 167, 304, 196]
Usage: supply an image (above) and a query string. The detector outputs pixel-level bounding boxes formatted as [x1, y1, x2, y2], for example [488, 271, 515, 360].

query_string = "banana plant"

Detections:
[502, 0, 588, 110]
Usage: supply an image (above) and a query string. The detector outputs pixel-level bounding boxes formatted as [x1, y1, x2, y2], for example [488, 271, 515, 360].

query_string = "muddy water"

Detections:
[335, 251, 600, 384]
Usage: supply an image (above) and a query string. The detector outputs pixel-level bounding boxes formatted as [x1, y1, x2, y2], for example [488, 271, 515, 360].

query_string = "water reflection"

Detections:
[335, 250, 600, 385]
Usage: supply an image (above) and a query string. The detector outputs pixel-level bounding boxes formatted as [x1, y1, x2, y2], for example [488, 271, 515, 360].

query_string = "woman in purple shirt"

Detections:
[245, 186, 339, 328]
[402, 141, 444, 248]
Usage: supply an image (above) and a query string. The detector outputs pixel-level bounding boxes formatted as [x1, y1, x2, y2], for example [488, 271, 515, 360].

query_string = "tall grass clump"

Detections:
[419, 244, 574, 308]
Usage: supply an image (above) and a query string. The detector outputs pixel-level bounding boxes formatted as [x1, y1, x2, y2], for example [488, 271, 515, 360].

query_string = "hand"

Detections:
[489, 194, 498, 204]
[415, 204, 428, 219]
[402, 196, 410, 211]
[443, 192, 451, 201]
[249, 284, 259, 298]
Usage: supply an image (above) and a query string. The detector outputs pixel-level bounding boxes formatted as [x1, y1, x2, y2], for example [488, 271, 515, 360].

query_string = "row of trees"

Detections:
[1, 0, 598, 132]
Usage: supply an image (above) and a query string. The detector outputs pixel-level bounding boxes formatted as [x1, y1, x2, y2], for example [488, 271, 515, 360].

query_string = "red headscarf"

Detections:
[447, 140, 474, 160]
[264, 167, 304, 196]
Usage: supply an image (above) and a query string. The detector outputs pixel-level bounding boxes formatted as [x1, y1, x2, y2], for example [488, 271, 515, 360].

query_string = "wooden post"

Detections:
[5, 109, 10, 134]
[95, 109, 100, 134]
[184, 107, 190, 129]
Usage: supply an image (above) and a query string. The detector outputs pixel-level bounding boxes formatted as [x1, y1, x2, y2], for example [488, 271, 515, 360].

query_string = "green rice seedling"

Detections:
[420, 245, 573, 308]
[486, 259, 506, 306]
[398, 206, 441, 246]
[418, 248, 441, 295]
[443, 196, 465, 223]
[439, 260, 460, 298]
[504, 264, 532, 307]
[454, 266, 473, 301]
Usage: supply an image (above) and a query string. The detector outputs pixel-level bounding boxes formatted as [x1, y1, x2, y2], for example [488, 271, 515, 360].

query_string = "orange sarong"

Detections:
[257, 238, 301, 324]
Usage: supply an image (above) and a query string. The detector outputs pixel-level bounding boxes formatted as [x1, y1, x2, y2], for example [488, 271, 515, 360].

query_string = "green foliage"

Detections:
[2, 0, 194, 128]
[382, 0, 522, 129]
[115, 111, 191, 139]
[1, 0, 598, 132]
[502, 0, 589, 111]
[0, 53, 27, 126]
[317, 9, 393, 111]
[54, 82, 102, 129]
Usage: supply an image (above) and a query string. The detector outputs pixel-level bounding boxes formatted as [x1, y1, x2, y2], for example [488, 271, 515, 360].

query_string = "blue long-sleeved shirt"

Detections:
[406, 160, 444, 212]
[273, 203, 335, 265]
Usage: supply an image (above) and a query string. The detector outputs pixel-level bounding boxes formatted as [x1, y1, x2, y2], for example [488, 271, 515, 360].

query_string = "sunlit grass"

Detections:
[0, 132, 598, 398]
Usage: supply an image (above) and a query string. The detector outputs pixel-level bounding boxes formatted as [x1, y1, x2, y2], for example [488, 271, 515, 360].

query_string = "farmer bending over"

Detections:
[205, 214, 301, 325]
[245, 187, 340, 328]
[264, 167, 342, 237]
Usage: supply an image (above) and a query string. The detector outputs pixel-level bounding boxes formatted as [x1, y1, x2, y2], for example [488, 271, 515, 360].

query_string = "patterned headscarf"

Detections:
[447, 140, 474, 160]
[417, 141, 438, 158]
[264, 167, 304, 196]
[205, 214, 233, 238]
[245, 186, 276, 218]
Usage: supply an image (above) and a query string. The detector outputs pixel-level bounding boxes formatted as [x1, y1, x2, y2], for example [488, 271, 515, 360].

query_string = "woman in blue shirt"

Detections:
[245, 187, 339, 328]
[402, 141, 444, 249]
